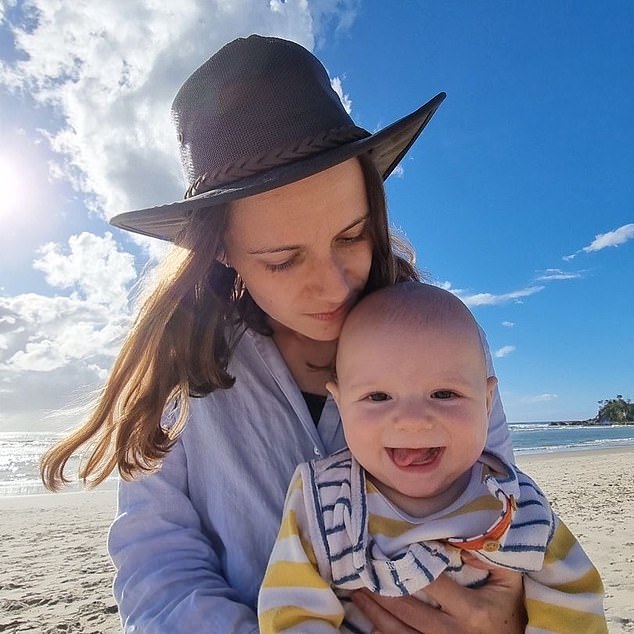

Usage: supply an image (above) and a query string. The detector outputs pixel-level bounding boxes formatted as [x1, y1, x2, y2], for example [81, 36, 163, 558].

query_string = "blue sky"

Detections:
[0, 1, 632, 430]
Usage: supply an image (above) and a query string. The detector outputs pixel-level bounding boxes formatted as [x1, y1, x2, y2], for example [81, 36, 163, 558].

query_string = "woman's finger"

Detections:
[353, 590, 422, 633]
[423, 568, 526, 634]
[354, 566, 526, 634]
[353, 589, 459, 634]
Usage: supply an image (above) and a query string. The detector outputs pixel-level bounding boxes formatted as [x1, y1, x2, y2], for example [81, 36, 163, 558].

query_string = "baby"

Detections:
[259, 282, 607, 633]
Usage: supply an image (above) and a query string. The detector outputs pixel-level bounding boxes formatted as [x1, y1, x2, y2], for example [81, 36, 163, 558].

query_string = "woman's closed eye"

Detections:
[264, 256, 298, 272]
[336, 218, 369, 246]
[337, 229, 367, 245]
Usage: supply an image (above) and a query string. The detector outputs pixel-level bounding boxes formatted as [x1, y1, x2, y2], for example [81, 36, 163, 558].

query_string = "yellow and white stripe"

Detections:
[258, 450, 607, 633]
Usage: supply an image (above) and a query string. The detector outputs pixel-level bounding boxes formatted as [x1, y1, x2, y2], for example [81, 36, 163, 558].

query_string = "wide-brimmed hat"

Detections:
[110, 34, 446, 242]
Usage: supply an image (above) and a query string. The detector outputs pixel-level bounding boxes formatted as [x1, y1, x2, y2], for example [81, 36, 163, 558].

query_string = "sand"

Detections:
[516, 448, 634, 633]
[1, 447, 632, 633]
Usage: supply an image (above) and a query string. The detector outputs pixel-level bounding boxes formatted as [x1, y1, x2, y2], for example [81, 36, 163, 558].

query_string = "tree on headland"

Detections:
[595, 395, 634, 423]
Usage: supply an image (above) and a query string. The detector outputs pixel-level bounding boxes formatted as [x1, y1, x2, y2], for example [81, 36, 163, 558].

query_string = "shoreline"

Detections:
[2, 442, 633, 499]
[515, 443, 634, 458]
[1, 447, 632, 633]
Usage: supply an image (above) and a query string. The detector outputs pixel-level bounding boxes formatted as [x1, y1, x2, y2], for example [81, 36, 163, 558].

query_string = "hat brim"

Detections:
[109, 92, 446, 242]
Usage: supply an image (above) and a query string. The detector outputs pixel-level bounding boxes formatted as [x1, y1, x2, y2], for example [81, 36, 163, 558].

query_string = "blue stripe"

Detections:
[330, 457, 352, 469]
[519, 480, 546, 499]
[548, 510, 557, 542]
[357, 467, 368, 558]
[500, 543, 547, 554]
[318, 478, 350, 490]
[367, 538, 380, 591]
[308, 462, 332, 562]
[419, 541, 450, 564]
[389, 563, 408, 595]
[509, 518, 551, 530]
[322, 497, 352, 514]
[410, 551, 435, 583]
[330, 544, 355, 562]
[333, 571, 361, 585]
[517, 498, 544, 509]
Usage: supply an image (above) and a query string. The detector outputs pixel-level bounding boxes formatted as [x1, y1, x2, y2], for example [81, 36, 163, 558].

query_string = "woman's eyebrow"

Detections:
[247, 244, 301, 255]
[246, 215, 368, 255]
[339, 214, 369, 233]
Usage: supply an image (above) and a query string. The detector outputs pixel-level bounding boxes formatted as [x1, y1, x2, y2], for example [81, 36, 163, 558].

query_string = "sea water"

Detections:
[509, 421, 634, 453]
[1, 424, 634, 496]
[0, 431, 118, 496]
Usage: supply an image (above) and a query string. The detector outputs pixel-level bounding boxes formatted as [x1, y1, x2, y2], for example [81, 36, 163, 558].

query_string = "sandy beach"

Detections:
[1, 447, 632, 633]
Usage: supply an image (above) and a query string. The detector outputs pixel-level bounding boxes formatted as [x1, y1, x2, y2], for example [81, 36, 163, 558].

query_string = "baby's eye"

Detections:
[431, 390, 458, 400]
[366, 392, 391, 402]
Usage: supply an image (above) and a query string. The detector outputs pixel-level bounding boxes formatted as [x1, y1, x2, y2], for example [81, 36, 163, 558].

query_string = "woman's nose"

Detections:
[310, 256, 351, 301]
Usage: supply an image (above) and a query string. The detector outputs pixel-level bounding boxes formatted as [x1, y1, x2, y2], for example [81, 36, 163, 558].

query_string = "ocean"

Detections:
[2, 424, 634, 496]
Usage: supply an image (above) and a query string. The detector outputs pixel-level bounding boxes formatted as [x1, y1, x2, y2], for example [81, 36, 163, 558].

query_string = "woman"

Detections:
[41, 35, 523, 632]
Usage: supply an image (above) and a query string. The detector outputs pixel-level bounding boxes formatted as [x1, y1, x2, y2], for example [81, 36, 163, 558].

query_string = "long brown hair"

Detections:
[40, 155, 419, 490]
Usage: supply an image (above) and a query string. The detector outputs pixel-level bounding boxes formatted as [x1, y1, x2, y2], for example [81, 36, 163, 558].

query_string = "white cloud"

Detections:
[33, 232, 136, 309]
[524, 393, 558, 403]
[0, 232, 136, 430]
[502, 321, 515, 328]
[564, 222, 634, 260]
[439, 281, 544, 306]
[330, 76, 352, 114]
[0, 1, 355, 227]
[535, 268, 582, 281]
[309, 0, 360, 43]
[389, 164, 405, 179]
[494, 345, 515, 358]
[0, 0, 12, 23]
[0, 290, 133, 430]
[455, 286, 544, 307]
[582, 223, 634, 253]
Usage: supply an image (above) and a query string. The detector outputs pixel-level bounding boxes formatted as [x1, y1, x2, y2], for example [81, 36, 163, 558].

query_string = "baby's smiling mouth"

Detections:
[388, 447, 443, 468]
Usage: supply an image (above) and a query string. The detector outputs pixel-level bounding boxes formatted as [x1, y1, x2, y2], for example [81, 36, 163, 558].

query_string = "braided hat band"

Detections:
[184, 125, 369, 199]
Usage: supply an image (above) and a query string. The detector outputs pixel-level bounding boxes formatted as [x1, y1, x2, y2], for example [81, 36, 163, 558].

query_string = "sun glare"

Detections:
[0, 155, 22, 216]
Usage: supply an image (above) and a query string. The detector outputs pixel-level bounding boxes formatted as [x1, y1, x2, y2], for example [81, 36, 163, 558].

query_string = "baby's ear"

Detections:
[325, 380, 340, 405]
[486, 376, 498, 417]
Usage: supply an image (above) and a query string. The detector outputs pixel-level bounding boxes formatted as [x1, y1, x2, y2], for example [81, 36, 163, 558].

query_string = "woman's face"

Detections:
[224, 159, 373, 341]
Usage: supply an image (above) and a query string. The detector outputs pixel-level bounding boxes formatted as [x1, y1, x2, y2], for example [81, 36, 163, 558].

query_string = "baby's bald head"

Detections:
[337, 282, 486, 372]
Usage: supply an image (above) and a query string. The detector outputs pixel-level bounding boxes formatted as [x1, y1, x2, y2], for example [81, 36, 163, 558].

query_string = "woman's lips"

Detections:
[388, 447, 444, 469]
[308, 299, 352, 321]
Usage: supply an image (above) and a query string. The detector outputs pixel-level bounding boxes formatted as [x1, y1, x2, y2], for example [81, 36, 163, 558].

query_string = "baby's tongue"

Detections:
[391, 447, 436, 467]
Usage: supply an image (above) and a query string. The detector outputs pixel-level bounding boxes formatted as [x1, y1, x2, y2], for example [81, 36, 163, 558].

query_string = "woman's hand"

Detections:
[352, 564, 526, 634]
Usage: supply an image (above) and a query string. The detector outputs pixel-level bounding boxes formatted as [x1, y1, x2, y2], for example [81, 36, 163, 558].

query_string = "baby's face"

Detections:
[329, 318, 495, 517]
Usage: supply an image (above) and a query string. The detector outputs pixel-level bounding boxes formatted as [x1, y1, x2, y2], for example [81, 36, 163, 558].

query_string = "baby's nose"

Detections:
[393, 406, 434, 432]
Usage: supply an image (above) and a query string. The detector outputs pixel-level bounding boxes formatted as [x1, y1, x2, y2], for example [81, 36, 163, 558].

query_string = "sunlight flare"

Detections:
[0, 154, 22, 216]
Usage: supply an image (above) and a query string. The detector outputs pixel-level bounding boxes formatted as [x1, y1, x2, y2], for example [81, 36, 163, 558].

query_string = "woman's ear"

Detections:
[217, 250, 232, 268]
[325, 380, 340, 405]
